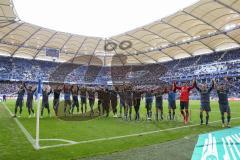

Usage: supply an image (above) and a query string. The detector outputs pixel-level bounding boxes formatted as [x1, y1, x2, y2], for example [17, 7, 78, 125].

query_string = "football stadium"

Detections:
[1, 0, 240, 159]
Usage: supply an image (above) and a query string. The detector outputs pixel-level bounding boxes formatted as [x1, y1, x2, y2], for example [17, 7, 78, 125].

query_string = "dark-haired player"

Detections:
[3, 95, 6, 102]
[154, 87, 166, 121]
[195, 80, 214, 125]
[41, 86, 52, 118]
[102, 88, 110, 117]
[174, 80, 195, 124]
[133, 88, 142, 121]
[63, 84, 71, 115]
[13, 84, 25, 117]
[145, 89, 154, 120]
[110, 87, 118, 118]
[53, 85, 62, 116]
[118, 86, 125, 118]
[71, 85, 79, 114]
[166, 84, 176, 120]
[97, 87, 104, 115]
[88, 88, 95, 117]
[125, 86, 133, 120]
[215, 78, 231, 128]
[24, 83, 37, 118]
[80, 87, 87, 116]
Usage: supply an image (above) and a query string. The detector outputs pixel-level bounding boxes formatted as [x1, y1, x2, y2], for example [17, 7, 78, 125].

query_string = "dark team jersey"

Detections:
[125, 90, 133, 101]
[80, 88, 87, 98]
[42, 90, 52, 103]
[53, 89, 61, 99]
[26, 89, 36, 102]
[102, 90, 110, 102]
[17, 89, 25, 100]
[155, 92, 163, 104]
[133, 91, 142, 100]
[88, 90, 95, 100]
[196, 83, 214, 103]
[97, 90, 104, 100]
[168, 91, 176, 102]
[217, 90, 229, 105]
[145, 92, 153, 103]
[109, 90, 118, 101]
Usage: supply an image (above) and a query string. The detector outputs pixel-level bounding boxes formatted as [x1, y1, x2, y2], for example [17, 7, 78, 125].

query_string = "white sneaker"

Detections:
[227, 123, 231, 128]
[18, 115, 21, 118]
[113, 114, 118, 118]
[222, 123, 225, 128]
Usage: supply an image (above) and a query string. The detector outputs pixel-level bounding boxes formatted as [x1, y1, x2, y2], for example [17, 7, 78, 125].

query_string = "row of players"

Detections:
[12, 78, 231, 127]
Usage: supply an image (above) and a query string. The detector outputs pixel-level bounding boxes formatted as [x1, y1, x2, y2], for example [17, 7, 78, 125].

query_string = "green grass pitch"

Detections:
[0, 99, 239, 160]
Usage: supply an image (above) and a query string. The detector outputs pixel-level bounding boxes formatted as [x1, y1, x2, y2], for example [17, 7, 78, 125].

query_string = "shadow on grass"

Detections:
[57, 101, 109, 121]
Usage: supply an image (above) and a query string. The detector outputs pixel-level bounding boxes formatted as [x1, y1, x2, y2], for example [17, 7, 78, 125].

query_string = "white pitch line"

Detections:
[40, 138, 77, 144]
[39, 117, 240, 150]
[1, 102, 38, 149]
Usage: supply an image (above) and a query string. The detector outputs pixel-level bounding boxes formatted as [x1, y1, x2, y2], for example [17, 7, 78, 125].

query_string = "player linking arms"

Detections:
[215, 78, 231, 128]
[63, 84, 71, 115]
[110, 87, 118, 118]
[80, 87, 87, 116]
[41, 86, 52, 118]
[174, 80, 196, 124]
[88, 88, 96, 117]
[166, 84, 177, 120]
[24, 83, 37, 118]
[145, 89, 154, 120]
[71, 85, 80, 114]
[13, 83, 25, 117]
[154, 87, 166, 121]
[195, 80, 214, 125]
[133, 88, 142, 121]
[53, 85, 62, 116]
[125, 86, 133, 120]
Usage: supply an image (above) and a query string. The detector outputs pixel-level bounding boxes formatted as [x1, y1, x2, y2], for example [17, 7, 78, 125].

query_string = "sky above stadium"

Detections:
[13, 0, 198, 38]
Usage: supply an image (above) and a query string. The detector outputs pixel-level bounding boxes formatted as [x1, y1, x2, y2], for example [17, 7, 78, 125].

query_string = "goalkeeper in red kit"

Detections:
[174, 80, 196, 124]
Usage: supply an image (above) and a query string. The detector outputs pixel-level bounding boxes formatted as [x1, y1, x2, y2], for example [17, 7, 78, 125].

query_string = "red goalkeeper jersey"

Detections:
[174, 84, 195, 102]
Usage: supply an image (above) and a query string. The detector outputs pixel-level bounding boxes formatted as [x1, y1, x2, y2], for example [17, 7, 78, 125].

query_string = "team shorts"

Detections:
[219, 103, 230, 113]
[168, 101, 176, 109]
[200, 102, 211, 112]
[180, 101, 189, 110]
[81, 97, 86, 104]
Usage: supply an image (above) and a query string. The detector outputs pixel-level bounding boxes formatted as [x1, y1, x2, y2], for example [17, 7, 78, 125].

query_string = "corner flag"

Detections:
[36, 79, 42, 150]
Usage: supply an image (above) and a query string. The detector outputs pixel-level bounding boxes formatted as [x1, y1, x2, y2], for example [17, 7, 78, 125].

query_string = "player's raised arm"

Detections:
[173, 81, 181, 90]
[195, 80, 201, 92]
[189, 79, 196, 90]
[224, 77, 230, 93]
[33, 86, 37, 92]
[208, 80, 215, 92]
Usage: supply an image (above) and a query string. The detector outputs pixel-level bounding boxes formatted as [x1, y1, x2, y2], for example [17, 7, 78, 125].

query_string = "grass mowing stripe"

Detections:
[39, 117, 240, 150]
[1, 102, 37, 149]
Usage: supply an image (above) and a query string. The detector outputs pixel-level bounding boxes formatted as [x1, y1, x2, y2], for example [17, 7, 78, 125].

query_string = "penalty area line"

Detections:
[39, 117, 240, 150]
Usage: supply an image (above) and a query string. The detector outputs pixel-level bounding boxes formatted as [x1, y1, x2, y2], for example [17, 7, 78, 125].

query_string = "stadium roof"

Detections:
[0, 0, 240, 66]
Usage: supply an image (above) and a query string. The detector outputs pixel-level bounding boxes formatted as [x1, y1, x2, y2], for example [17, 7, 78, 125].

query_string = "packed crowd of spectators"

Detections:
[0, 47, 240, 97]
